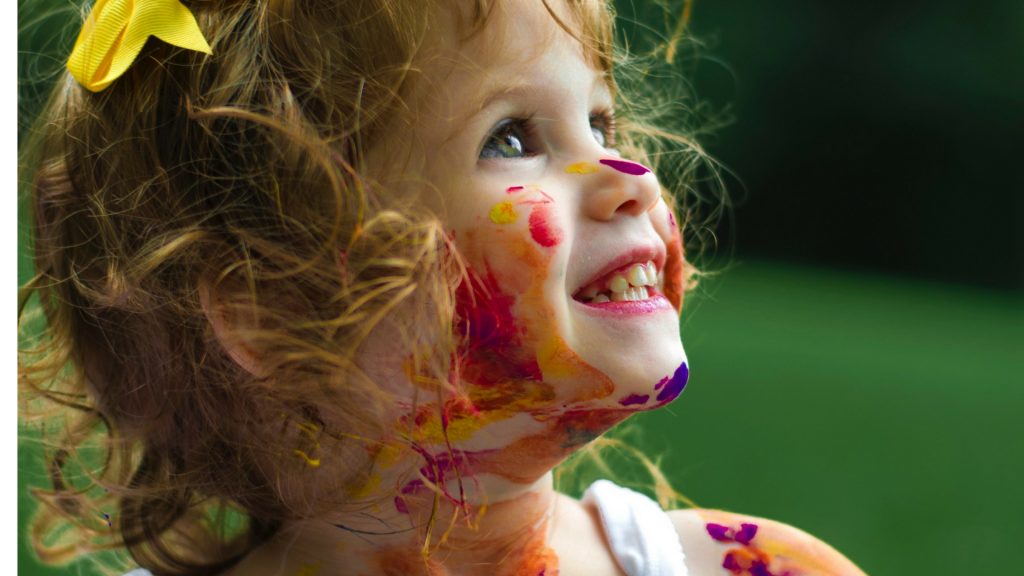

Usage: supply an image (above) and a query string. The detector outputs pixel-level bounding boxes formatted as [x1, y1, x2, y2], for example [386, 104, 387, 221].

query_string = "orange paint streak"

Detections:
[663, 216, 686, 312]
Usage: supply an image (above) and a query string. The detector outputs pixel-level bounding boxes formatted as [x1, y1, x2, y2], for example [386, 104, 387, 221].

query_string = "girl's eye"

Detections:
[590, 110, 616, 148]
[480, 119, 537, 160]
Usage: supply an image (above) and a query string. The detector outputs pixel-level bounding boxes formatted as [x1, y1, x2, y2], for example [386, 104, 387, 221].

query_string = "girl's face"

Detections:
[369, 1, 688, 420]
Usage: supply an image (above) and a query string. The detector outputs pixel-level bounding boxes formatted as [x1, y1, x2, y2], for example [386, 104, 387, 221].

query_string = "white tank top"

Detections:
[583, 479, 690, 576]
[124, 480, 689, 576]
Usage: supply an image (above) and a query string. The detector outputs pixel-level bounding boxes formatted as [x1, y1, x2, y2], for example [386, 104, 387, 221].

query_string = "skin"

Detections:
[221, 2, 864, 575]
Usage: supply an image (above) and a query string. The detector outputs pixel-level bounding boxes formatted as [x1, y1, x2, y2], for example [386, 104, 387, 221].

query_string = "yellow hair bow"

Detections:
[67, 0, 212, 92]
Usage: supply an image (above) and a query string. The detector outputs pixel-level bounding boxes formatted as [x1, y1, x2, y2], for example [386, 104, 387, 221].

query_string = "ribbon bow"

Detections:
[67, 0, 212, 92]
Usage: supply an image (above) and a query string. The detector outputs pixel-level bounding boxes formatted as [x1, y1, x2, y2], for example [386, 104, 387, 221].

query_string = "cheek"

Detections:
[490, 186, 564, 250]
[452, 197, 613, 404]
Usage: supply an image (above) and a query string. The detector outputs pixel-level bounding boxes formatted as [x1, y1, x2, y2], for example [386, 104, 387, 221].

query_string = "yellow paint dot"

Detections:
[565, 161, 599, 174]
[489, 201, 518, 224]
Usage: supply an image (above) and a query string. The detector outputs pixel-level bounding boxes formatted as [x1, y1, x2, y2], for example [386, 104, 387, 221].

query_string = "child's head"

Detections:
[21, 0, 705, 571]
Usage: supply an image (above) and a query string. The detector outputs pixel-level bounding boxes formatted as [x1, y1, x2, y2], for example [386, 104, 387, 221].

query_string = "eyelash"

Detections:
[590, 108, 617, 149]
[478, 109, 618, 160]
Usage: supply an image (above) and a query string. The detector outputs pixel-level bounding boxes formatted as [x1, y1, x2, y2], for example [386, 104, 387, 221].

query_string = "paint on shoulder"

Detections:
[684, 509, 866, 576]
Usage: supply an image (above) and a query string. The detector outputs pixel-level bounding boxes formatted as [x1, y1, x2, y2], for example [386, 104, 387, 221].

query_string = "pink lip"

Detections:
[574, 292, 673, 316]
[572, 244, 666, 298]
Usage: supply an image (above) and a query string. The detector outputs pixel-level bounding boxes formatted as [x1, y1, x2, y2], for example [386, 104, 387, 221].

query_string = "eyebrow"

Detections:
[461, 73, 613, 127]
[461, 83, 539, 125]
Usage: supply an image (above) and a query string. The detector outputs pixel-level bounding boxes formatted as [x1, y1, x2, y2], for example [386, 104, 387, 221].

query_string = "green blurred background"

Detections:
[18, 1, 1023, 574]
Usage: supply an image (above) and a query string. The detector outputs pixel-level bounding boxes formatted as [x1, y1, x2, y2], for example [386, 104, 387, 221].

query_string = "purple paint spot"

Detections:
[654, 375, 669, 391]
[394, 496, 409, 514]
[750, 562, 773, 576]
[507, 185, 524, 193]
[706, 522, 732, 542]
[722, 552, 742, 573]
[655, 361, 689, 402]
[599, 158, 651, 176]
[102, 513, 112, 527]
[618, 393, 650, 406]
[736, 523, 759, 544]
[668, 210, 677, 229]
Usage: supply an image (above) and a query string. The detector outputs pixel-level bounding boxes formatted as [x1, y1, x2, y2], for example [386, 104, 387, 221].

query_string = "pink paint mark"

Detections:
[394, 496, 409, 514]
[517, 190, 554, 206]
[599, 158, 650, 176]
[528, 206, 562, 248]
[668, 210, 677, 229]
[507, 185, 525, 193]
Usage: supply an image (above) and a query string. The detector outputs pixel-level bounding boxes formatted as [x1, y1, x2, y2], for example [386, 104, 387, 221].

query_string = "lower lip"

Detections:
[573, 293, 674, 316]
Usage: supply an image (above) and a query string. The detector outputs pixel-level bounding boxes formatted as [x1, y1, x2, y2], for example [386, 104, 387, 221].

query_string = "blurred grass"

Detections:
[20, 261, 1023, 574]
[636, 261, 1023, 575]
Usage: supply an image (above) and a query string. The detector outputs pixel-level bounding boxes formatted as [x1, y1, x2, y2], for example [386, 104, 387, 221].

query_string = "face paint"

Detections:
[663, 217, 686, 311]
[599, 158, 651, 176]
[391, 220, 665, 504]
[618, 393, 650, 407]
[528, 205, 563, 247]
[489, 201, 518, 224]
[654, 361, 689, 404]
[565, 161, 599, 174]
[703, 517, 862, 576]
[706, 522, 779, 576]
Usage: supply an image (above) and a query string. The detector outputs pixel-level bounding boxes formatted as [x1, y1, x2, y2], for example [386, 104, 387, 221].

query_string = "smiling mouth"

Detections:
[573, 261, 664, 304]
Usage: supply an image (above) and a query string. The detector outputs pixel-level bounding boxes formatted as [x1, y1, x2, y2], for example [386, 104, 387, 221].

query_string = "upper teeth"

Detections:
[579, 261, 659, 303]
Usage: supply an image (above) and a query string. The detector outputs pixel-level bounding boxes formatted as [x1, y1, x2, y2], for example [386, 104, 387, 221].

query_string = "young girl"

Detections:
[20, 1, 864, 575]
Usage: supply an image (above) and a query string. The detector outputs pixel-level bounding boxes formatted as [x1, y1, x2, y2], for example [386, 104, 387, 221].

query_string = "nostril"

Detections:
[617, 199, 639, 213]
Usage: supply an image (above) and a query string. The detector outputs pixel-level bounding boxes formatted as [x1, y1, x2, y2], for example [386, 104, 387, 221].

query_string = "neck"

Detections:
[266, 403, 633, 576]
[274, 471, 560, 576]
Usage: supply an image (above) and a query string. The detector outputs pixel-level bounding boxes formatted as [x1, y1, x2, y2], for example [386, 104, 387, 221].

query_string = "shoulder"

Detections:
[667, 508, 866, 575]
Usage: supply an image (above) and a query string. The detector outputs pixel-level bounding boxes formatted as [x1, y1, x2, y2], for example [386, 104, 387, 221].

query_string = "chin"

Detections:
[561, 302, 689, 411]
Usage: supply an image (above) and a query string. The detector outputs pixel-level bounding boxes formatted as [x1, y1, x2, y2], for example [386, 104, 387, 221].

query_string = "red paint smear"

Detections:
[528, 206, 562, 248]
[455, 263, 543, 385]
[599, 158, 651, 176]
[507, 185, 525, 193]
[618, 393, 650, 406]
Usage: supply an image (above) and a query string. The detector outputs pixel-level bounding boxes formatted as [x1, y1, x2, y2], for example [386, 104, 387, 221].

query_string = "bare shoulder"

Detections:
[667, 508, 866, 575]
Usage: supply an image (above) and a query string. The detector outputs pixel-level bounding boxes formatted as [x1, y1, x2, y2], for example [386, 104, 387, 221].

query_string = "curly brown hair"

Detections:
[19, 1, 720, 574]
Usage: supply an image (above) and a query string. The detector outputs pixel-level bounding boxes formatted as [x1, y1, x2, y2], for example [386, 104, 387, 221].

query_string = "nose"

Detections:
[575, 157, 661, 221]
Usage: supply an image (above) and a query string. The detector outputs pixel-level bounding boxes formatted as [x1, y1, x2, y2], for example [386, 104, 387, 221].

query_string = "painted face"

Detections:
[361, 0, 689, 502]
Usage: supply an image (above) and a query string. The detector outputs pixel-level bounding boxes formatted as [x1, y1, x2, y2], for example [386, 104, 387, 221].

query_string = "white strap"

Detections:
[584, 479, 689, 576]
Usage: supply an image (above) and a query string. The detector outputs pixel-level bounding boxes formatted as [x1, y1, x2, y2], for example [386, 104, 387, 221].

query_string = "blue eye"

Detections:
[480, 119, 536, 160]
